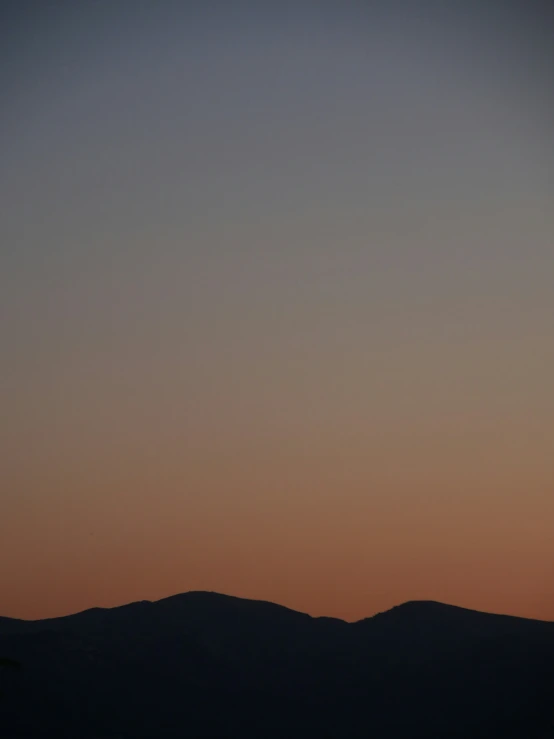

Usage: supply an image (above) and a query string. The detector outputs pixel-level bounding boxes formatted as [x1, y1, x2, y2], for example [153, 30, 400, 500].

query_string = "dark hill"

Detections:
[1, 592, 553, 738]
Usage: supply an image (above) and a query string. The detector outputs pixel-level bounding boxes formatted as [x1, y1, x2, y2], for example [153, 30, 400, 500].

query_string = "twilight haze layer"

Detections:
[1, 1, 553, 622]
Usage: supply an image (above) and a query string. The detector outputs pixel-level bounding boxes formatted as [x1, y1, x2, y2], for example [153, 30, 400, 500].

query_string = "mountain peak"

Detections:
[1, 591, 553, 736]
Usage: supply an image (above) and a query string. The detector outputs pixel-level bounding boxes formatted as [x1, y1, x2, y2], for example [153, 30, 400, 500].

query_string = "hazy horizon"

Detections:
[4, 587, 554, 626]
[2, 1, 553, 623]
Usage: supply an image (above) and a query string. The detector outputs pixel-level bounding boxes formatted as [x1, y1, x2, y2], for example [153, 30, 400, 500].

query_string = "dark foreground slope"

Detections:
[1, 592, 553, 738]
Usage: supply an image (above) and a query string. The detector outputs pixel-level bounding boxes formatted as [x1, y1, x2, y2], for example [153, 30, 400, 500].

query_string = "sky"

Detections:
[1, 1, 553, 622]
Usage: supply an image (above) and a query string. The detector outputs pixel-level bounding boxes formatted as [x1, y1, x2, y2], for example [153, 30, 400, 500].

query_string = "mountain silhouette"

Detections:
[1, 592, 553, 737]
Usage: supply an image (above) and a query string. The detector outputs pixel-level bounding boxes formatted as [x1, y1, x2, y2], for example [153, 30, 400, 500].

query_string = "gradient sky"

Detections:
[1, 1, 553, 622]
